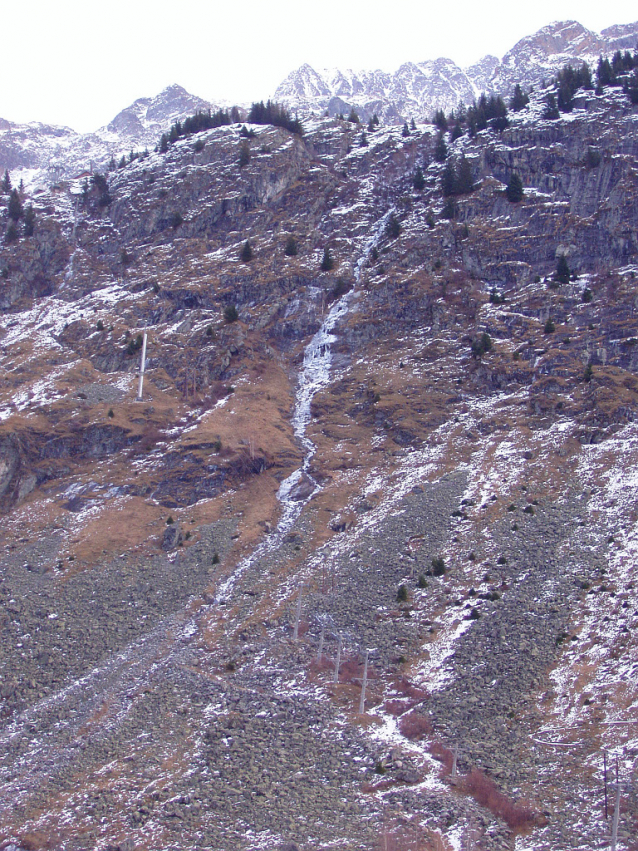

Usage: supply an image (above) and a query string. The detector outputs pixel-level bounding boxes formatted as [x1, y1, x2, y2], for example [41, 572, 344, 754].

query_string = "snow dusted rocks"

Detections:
[2, 68, 638, 851]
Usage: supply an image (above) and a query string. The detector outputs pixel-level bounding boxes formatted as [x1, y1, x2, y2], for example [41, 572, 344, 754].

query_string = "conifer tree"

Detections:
[506, 173, 524, 202]
[402, 122, 410, 137]
[509, 84, 529, 112]
[555, 254, 570, 284]
[434, 133, 447, 163]
[441, 160, 456, 197]
[455, 156, 474, 195]
[320, 247, 334, 271]
[413, 166, 425, 191]
[348, 108, 360, 124]
[1, 170, 11, 193]
[23, 204, 35, 237]
[284, 235, 298, 256]
[410, 117, 416, 131]
[240, 240, 253, 262]
[8, 189, 23, 221]
[386, 213, 401, 239]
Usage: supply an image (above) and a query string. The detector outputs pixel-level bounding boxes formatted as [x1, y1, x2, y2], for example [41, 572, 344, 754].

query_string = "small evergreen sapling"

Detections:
[320, 247, 334, 271]
[506, 173, 524, 202]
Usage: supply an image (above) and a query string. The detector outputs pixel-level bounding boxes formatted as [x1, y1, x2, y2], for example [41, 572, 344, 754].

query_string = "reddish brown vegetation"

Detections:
[458, 769, 539, 832]
[398, 711, 432, 741]
[384, 698, 413, 716]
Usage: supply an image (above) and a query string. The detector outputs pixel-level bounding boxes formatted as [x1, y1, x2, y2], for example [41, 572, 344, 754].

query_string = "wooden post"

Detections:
[333, 635, 342, 683]
[317, 626, 325, 663]
[136, 331, 148, 402]
[452, 744, 459, 778]
[359, 648, 369, 714]
[293, 584, 303, 641]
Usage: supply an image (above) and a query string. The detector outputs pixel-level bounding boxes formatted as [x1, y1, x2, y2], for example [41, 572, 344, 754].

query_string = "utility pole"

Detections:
[293, 584, 303, 641]
[137, 331, 148, 402]
[611, 758, 620, 851]
[358, 648, 369, 714]
[333, 634, 342, 683]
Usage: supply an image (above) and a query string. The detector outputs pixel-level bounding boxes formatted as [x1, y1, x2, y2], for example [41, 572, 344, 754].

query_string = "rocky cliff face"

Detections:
[0, 80, 637, 851]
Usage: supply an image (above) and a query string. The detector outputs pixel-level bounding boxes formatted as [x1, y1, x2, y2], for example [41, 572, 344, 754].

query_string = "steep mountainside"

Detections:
[0, 79, 638, 851]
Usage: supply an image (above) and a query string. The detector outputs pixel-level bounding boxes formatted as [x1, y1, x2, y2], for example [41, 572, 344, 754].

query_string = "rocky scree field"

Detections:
[0, 83, 637, 851]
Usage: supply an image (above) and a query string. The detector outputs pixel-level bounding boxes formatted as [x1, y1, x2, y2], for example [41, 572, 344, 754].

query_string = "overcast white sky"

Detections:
[2, 0, 636, 132]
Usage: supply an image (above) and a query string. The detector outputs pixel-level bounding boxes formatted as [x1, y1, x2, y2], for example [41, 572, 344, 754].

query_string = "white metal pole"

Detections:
[359, 649, 369, 714]
[137, 331, 148, 401]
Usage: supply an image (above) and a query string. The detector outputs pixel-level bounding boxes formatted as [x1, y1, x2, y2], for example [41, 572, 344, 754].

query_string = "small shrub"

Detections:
[107, 408, 114, 418]
[386, 213, 401, 240]
[417, 574, 428, 588]
[240, 240, 253, 262]
[523, 505, 534, 515]
[431, 556, 446, 577]
[331, 277, 351, 300]
[397, 584, 408, 603]
[497, 555, 507, 565]
[284, 235, 298, 256]
[471, 332, 492, 358]
[398, 712, 432, 741]
[585, 147, 601, 168]
[170, 211, 183, 229]
[582, 288, 593, 303]
[96, 319, 104, 331]
[469, 607, 480, 620]
[544, 318, 555, 334]
[212, 552, 220, 564]
[166, 516, 174, 525]
[224, 304, 239, 323]
[584, 362, 593, 383]
[194, 138, 205, 152]
[374, 761, 386, 775]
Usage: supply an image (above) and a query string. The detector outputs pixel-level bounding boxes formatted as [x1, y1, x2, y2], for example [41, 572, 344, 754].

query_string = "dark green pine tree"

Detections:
[413, 166, 425, 191]
[505, 173, 524, 202]
[386, 213, 401, 239]
[348, 108, 360, 124]
[284, 235, 298, 256]
[455, 156, 474, 195]
[410, 117, 416, 131]
[402, 122, 410, 137]
[1, 170, 11, 193]
[509, 84, 529, 112]
[320, 247, 334, 271]
[441, 160, 456, 197]
[555, 254, 570, 284]
[23, 204, 35, 237]
[240, 240, 253, 262]
[8, 188, 23, 221]
[434, 133, 447, 163]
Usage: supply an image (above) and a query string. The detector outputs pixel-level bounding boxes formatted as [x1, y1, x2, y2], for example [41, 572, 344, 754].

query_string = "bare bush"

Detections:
[458, 768, 538, 832]
[398, 711, 432, 741]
